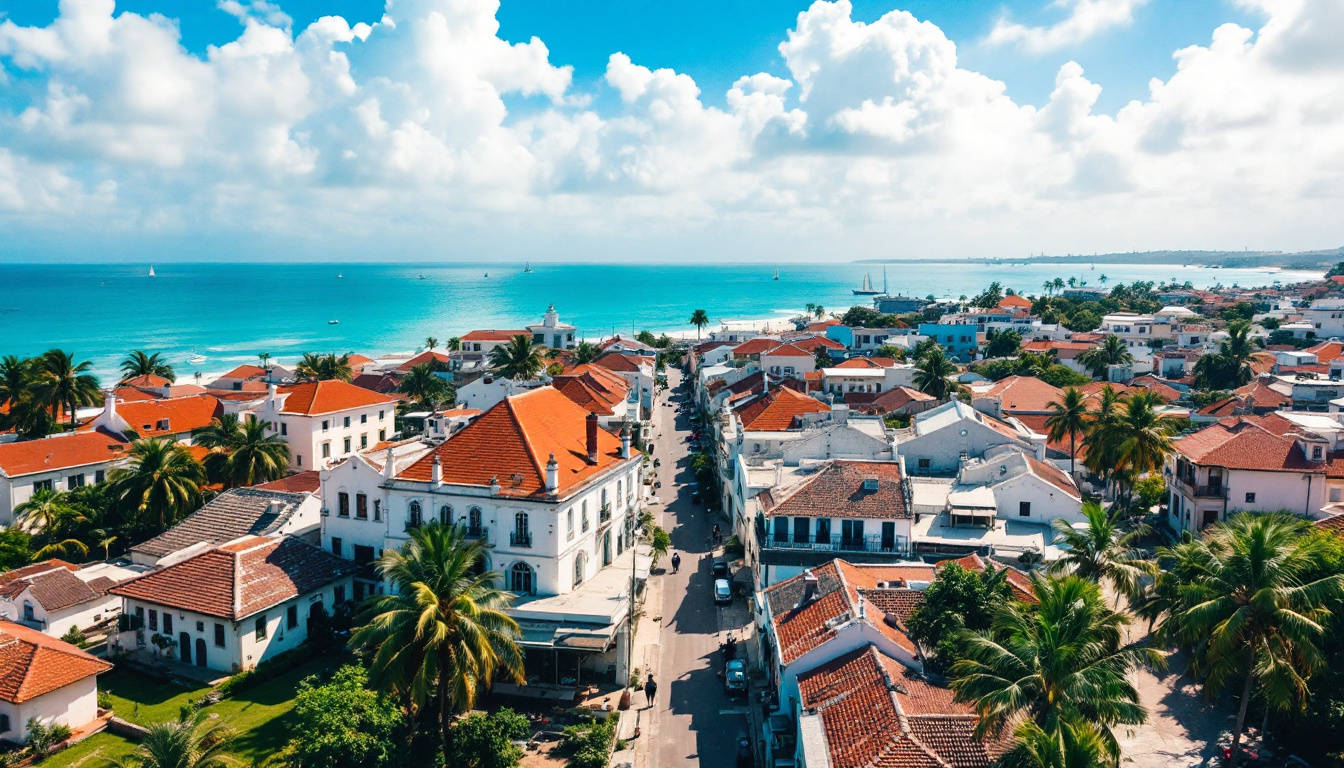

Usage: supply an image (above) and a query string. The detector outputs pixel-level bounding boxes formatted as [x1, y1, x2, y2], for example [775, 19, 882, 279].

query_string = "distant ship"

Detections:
[523, 262, 533, 274]
[328, 319, 340, 325]
[418, 274, 428, 280]
[852, 273, 881, 295]
[148, 265, 156, 277]
[773, 267, 780, 281]
[187, 353, 205, 364]
[337, 273, 344, 279]
[484, 272, 489, 277]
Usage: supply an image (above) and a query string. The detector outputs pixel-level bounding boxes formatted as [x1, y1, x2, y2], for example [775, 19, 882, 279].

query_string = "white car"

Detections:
[714, 578, 732, 604]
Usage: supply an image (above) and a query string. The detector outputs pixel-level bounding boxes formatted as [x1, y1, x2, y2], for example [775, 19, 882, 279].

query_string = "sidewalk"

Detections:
[611, 503, 666, 768]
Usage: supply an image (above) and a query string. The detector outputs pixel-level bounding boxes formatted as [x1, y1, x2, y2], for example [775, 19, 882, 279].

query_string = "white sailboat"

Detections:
[523, 261, 533, 274]
[773, 267, 780, 281]
[148, 265, 156, 277]
[187, 353, 205, 364]
[852, 273, 880, 295]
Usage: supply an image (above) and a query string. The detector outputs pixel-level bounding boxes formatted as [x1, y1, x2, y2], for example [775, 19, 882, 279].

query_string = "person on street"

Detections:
[644, 674, 658, 708]
[671, 552, 681, 573]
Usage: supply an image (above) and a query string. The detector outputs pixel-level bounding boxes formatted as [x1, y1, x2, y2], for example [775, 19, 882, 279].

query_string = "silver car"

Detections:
[714, 578, 732, 604]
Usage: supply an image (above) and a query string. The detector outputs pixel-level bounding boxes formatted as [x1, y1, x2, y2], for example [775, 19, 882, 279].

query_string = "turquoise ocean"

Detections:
[0, 261, 1322, 383]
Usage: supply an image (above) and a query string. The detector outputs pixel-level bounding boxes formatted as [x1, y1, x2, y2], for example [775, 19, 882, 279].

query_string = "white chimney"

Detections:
[103, 390, 117, 420]
[490, 476, 501, 496]
[431, 453, 443, 485]
[382, 444, 396, 480]
[619, 425, 631, 459]
[545, 453, 559, 492]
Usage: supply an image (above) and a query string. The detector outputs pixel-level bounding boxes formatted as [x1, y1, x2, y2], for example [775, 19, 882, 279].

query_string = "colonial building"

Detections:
[0, 621, 113, 744]
[250, 381, 398, 472]
[0, 432, 128, 526]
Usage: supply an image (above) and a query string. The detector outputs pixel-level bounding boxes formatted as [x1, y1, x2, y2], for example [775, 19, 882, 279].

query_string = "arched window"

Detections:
[510, 562, 534, 595]
[513, 512, 531, 547]
[408, 501, 422, 529]
[439, 505, 452, 526]
[468, 506, 483, 531]
[573, 551, 587, 588]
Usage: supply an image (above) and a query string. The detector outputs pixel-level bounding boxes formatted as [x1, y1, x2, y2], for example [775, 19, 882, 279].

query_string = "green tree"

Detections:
[1327, 262, 1344, 278]
[1110, 389, 1174, 501]
[488, 335, 547, 380]
[398, 363, 453, 410]
[110, 438, 207, 532]
[448, 708, 530, 768]
[871, 344, 906, 361]
[1045, 387, 1089, 479]
[222, 418, 291, 487]
[813, 348, 834, 369]
[1170, 513, 1344, 768]
[120, 351, 176, 383]
[813, 305, 825, 319]
[13, 488, 81, 535]
[282, 665, 405, 768]
[296, 353, 354, 382]
[971, 281, 1004, 309]
[1081, 385, 1124, 483]
[1077, 335, 1133, 379]
[999, 719, 1112, 768]
[688, 309, 710, 340]
[425, 337, 439, 351]
[952, 575, 1159, 763]
[0, 528, 33, 570]
[913, 346, 960, 400]
[984, 329, 1021, 358]
[446, 337, 462, 351]
[350, 523, 524, 763]
[103, 711, 238, 768]
[840, 305, 883, 328]
[571, 341, 600, 364]
[1063, 310, 1100, 333]
[906, 563, 1010, 674]
[1193, 320, 1255, 390]
[36, 349, 101, 428]
[1048, 502, 1156, 606]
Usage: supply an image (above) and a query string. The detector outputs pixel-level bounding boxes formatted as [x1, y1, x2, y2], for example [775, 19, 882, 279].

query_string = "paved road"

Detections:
[647, 367, 752, 768]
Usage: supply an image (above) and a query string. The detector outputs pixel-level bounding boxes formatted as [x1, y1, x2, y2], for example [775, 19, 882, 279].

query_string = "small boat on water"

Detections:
[484, 272, 489, 277]
[148, 265, 156, 277]
[337, 273, 344, 279]
[852, 273, 881, 295]
[523, 262, 533, 274]
[328, 319, 340, 325]
[187, 353, 206, 364]
[773, 267, 780, 281]
[418, 274, 428, 280]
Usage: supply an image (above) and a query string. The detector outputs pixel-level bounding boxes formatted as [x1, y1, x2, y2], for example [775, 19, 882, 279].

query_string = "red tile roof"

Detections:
[121, 374, 171, 388]
[278, 380, 396, 415]
[219, 364, 267, 380]
[461, 329, 529, 342]
[940, 553, 1035, 603]
[251, 471, 322, 495]
[978, 376, 1063, 414]
[395, 350, 451, 373]
[792, 335, 847, 351]
[112, 395, 221, 437]
[0, 566, 106, 611]
[762, 342, 817, 359]
[0, 432, 128, 478]
[845, 386, 934, 415]
[1173, 419, 1324, 472]
[111, 386, 160, 402]
[1231, 379, 1292, 410]
[1306, 340, 1344, 361]
[761, 461, 909, 520]
[734, 386, 830, 431]
[396, 386, 631, 498]
[591, 352, 648, 373]
[553, 365, 630, 416]
[998, 294, 1033, 309]
[731, 337, 783, 357]
[1128, 376, 1182, 402]
[0, 620, 112, 704]
[110, 536, 357, 620]
[0, 560, 79, 588]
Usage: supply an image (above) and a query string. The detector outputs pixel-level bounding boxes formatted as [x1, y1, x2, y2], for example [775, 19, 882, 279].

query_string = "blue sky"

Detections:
[0, 0, 1336, 263]
[2, 0, 1260, 114]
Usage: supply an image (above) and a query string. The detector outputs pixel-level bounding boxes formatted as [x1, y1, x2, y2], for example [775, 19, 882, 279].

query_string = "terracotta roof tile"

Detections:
[979, 376, 1064, 414]
[591, 353, 647, 373]
[461, 329, 529, 342]
[763, 342, 818, 358]
[111, 386, 160, 402]
[845, 386, 934, 416]
[734, 387, 830, 431]
[0, 560, 80, 588]
[793, 335, 847, 351]
[121, 374, 171, 388]
[0, 567, 103, 612]
[395, 351, 451, 373]
[278, 380, 396, 415]
[1173, 419, 1324, 472]
[251, 471, 322, 494]
[112, 395, 221, 437]
[396, 386, 631, 497]
[731, 337, 783, 357]
[220, 364, 267, 380]
[111, 536, 357, 620]
[0, 432, 128, 478]
[763, 461, 909, 520]
[0, 620, 111, 704]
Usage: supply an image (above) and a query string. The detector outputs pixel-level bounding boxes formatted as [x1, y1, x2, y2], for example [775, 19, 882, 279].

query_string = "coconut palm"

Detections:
[398, 363, 452, 409]
[110, 438, 206, 531]
[1096, 389, 1175, 503]
[223, 418, 290, 487]
[913, 346, 960, 400]
[120, 351, 176, 383]
[1049, 502, 1156, 606]
[35, 349, 101, 428]
[13, 488, 82, 534]
[1053, 277, 1065, 293]
[103, 711, 239, 768]
[689, 309, 710, 340]
[350, 522, 524, 762]
[489, 334, 546, 380]
[1172, 513, 1344, 768]
[1045, 387, 1089, 479]
[1077, 335, 1133, 379]
[0, 358, 55, 439]
[425, 337, 439, 351]
[999, 718, 1112, 768]
[445, 337, 461, 352]
[1042, 280, 1054, 297]
[295, 352, 354, 382]
[951, 575, 1158, 763]
[0, 354, 32, 408]
[1081, 385, 1124, 483]
[1098, 274, 1108, 286]
[813, 305, 825, 319]
[571, 341, 600, 365]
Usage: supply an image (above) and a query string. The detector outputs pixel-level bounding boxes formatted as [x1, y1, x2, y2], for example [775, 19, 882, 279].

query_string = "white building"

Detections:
[954, 446, 1084, 527]
[110, 536, 358, 673]
[455, 329, 530, 369]
[0, 621, 112, 744]
[527, 305, 579, 350]
[129, 488, 322, 567]
[760, 343, 817, 380]
[591, 353, 656, 414]
[86, 393, 220, 444]
[455, 374, 548, 414]
[0, 432, 128, 526]
[0, 560, 138, 637]
[896, 400, 1044, 476]
[1303, 298, 1344, 338]
[320, 386, 646, 682]
[819, 360, 917, 396]
[250, 380, 398, 471]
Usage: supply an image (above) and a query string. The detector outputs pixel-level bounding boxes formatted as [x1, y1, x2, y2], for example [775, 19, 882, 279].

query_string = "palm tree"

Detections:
[445, 337, 461, 352]
[1042, 280, 1054, 297]
[689, 309, 710, 340]
[999, 718, 1111, 768]
[111, 439, 206, 531]
[295, 353, 354, 382]
[1082, 385, 1123, 482]
[120, 351, 175, 382]
[0, 354, 32, 408]
[952, 575, 1158, 763]
[913, 346, 960, 400]
[1172, 513, 1344, 768]
[425, 337, 439, 351]
[398, 363, 452, 409]
[350, 523, 524, 762]
[222, 418, 290, 487]
[104, 711, 238, 768]
[804, 302, 817, 318]
[571, 341, 600, 365]
[1098, 274, 1108, 286]
[813, 305, 825, 319]
[13, 488, 82, 534]
[36, 349, 101, 428]
[489, 335, 546, 380]
[1053, 277, 1065, 293]
[1045, 387, 1089, 479]
[1048, 502, 1156, 606]
[1067, 277, 1077, 288]
[1077, 335, 1133, 379]
[1105, 389, 1174, 503]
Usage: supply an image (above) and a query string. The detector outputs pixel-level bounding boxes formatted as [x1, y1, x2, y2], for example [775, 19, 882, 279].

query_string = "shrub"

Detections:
[561, 714, 615, 768]
[723, 535, 744, 557]
[448, 708, 531, 768]
[215, 644, 316, 698]
[60, 625, 87, 648]
[25, 719, 73, 757]
[97, 690, 113, 710]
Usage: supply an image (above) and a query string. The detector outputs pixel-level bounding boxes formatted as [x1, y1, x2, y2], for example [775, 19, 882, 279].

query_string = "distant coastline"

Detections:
[855, 246, 1344, 271]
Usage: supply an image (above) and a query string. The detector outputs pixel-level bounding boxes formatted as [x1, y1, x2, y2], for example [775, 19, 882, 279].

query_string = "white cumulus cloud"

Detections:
[989, 0, 1147, 54]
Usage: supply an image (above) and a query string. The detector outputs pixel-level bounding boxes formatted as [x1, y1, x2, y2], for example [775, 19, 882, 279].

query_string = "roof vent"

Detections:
[823, 611, 851, 629]
[862, 478, 879, 491]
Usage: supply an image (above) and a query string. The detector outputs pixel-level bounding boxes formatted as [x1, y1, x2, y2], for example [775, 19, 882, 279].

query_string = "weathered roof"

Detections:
[761, 461, 909, 520]
[0, 566, 107, 612]
[130, 488, 314, 560]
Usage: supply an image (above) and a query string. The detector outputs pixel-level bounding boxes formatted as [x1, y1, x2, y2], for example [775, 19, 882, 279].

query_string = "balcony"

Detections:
[1176, 478, 1228, 499]
[464, 525, 488, 540]
[510, 531, 533, 548]
[599, 504, 612, 525]
[763, 533, 907, 554]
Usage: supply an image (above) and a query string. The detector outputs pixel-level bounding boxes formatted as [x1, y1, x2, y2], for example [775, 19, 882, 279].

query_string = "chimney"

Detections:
[799, 569, 819, 607]
[490, 476, 501, 496]
[586, 412, 599, 464]
[382, 444, 396, 480]
[856, 588, 867, 622]
[267, 382, 277, 402]
[103, 390, 117, 420]
[619, 424, 631, 459]
[545, 453, 559, 492]
[431, 453, 443, 485]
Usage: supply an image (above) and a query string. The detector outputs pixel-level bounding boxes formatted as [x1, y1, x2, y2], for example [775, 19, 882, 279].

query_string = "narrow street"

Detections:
[644, 366, 753, 768]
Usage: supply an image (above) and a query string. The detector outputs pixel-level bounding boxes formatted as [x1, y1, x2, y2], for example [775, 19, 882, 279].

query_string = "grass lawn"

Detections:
[41, 652, 352, 767]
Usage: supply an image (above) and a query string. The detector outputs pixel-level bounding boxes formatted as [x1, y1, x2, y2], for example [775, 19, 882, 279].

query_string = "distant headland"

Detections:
[856, 246, 1344, 271]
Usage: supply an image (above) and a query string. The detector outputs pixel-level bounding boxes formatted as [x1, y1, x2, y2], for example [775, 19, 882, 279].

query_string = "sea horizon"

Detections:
[1, 261, 1321, 384]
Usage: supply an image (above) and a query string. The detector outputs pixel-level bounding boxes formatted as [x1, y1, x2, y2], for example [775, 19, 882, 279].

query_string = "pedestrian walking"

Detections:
[671, 552, 681, 573]
[644, 674, 658, 708]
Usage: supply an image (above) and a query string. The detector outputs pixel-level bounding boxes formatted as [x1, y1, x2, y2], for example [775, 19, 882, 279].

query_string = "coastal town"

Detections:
[8, 271, 1344, 768]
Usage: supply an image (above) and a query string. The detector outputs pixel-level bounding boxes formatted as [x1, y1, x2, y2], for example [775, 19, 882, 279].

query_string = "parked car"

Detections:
[724, 658, 748, 696]
[714, 578, 732, 604]
[712, 558, 730, 579]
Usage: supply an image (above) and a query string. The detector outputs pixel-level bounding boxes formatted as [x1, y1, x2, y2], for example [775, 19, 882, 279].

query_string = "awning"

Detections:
[514, 621, 617, 652]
